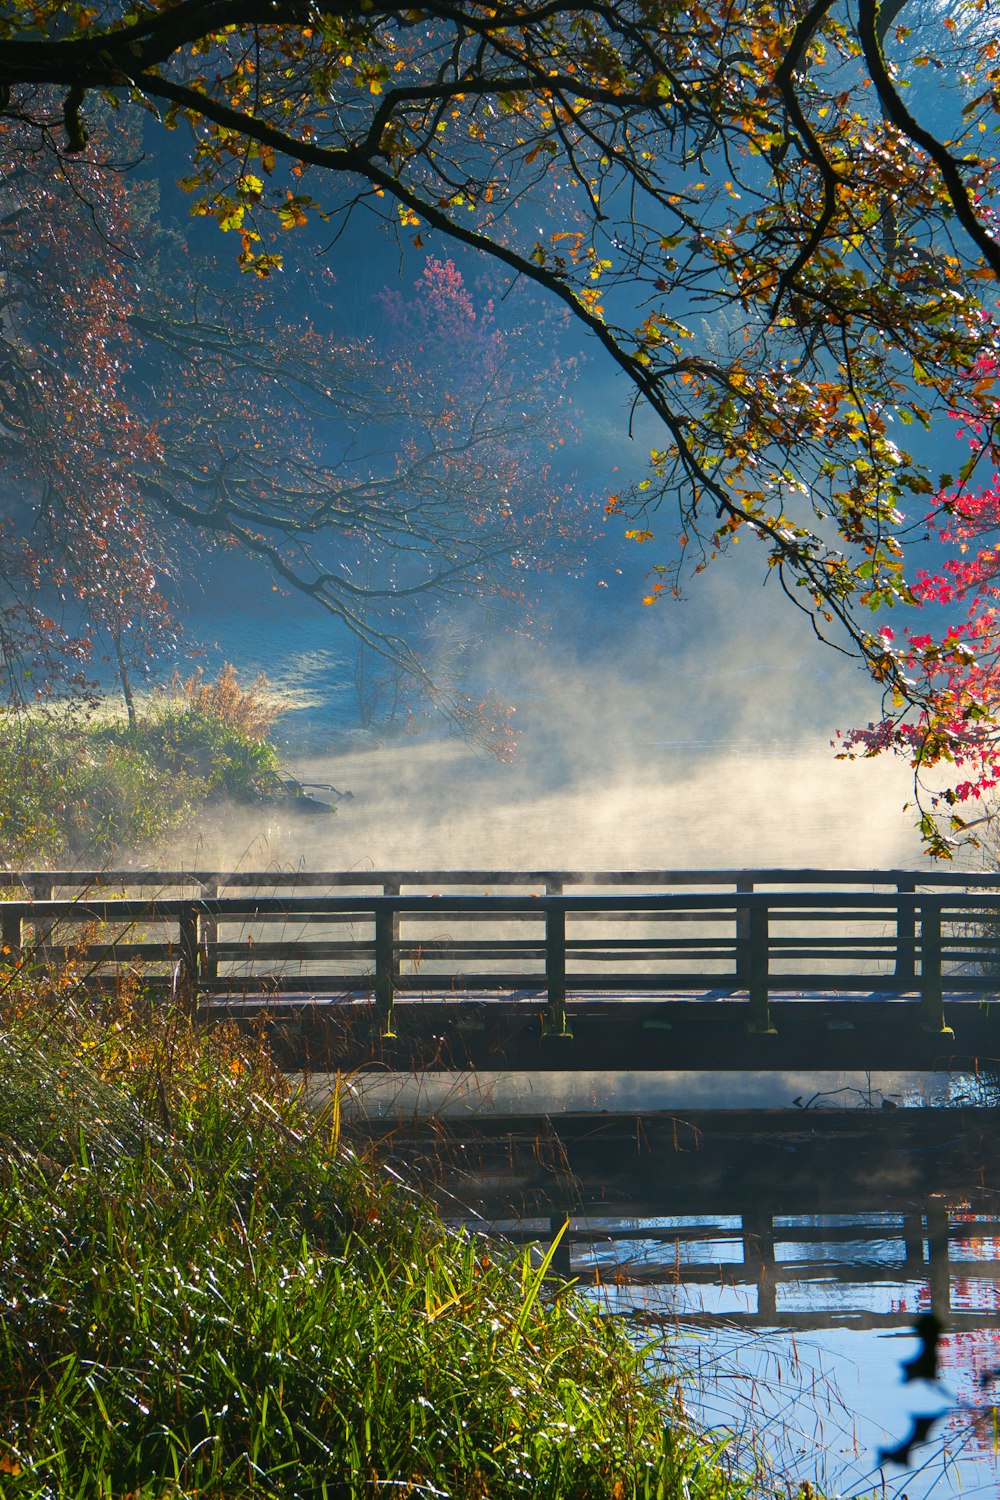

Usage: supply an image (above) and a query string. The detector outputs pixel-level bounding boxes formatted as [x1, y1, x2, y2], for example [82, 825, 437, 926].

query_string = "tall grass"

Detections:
[0, 983, 755, 1500]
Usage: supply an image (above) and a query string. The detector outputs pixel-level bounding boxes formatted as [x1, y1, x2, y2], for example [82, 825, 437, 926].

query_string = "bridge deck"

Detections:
[208, 990, 1000, 1071]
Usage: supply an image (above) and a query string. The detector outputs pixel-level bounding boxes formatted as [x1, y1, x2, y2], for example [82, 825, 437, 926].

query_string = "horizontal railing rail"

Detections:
[4, 871, 1000, 1040]
[5, 866, 1000, 893]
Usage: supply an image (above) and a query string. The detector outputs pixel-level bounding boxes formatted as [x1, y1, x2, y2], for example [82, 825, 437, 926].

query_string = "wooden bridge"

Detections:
[4, 867, 1000, 1072]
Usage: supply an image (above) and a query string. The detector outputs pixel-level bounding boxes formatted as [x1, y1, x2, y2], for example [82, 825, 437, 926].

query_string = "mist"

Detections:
[163, 560, 935, 875]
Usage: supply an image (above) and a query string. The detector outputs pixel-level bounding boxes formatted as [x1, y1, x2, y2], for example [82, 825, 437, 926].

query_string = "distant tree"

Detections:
[0, 130, 588, 749]
[0, 126, 174, 715]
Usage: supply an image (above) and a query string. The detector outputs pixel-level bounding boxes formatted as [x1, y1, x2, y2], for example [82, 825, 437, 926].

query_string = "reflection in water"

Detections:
[368, 1107, 1000, 1498]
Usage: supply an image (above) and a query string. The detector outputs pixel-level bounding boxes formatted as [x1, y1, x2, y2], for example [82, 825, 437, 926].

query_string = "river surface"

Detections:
[345, 1092, 1000, 1500]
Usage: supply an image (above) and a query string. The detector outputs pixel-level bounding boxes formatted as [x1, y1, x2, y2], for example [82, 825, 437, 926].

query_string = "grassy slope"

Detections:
[0, 669, 284, 866]
[0, 988, 756, 1500]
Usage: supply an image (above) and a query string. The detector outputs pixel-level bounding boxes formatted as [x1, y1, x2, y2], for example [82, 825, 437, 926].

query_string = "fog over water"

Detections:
[286, 736, 925, 873]
[177, 682, 932, 876]
[178, 579, 935, 874]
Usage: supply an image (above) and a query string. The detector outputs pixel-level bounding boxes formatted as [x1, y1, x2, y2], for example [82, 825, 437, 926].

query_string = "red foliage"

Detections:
[0, 124, 592, 748]
[842, 356, 1000, 845]
[0, 121, 174, 706]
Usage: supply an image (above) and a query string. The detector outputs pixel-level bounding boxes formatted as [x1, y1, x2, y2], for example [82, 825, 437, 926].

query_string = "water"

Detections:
[360, 1101, 1000, 1498]
[165, 571, 936, 877]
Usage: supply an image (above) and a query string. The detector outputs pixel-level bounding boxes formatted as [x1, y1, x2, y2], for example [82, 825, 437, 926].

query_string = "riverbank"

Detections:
[0, 667, 285, 866]
[0, 982, 772, 1499]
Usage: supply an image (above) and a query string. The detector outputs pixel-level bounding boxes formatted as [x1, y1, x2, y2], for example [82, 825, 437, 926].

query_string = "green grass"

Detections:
[0, 672, 284, 864]
[0, 988, 756, 1499]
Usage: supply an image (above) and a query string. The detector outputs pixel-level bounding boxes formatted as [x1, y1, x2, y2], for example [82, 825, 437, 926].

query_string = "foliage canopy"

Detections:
[0, 127, 583, 748]
[4, 0, 1000, 836]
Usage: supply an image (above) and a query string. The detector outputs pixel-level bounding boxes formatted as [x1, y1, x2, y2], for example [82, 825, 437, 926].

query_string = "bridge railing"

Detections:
[4, 871, 1000, 1037]
[4, 866, 1000, 898]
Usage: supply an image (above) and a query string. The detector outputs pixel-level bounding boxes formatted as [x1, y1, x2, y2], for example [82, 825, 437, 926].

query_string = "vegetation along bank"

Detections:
[0, 968, 810, 1499]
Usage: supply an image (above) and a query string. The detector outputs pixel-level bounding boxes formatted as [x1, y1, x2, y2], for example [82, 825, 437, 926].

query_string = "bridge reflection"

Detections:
[369, 1106, 1000, 1334]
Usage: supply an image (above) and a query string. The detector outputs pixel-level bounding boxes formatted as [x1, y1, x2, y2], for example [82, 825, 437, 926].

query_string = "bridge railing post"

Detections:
[177, 902, 201, 1016]
[544, 899, 569, 1038]
[919, 901, 951, 1035]
[895, 877, 916, 985]
[735, 875, 752, 986]
[746, 900, 775, 1034]
[374, 902, 396, 1037]
[200, 879, 220, 984]
[383, 878, 401, 975]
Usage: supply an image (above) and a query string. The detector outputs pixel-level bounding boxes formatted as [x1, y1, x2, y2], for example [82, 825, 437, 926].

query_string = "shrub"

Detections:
[0, 715, 191, 866]
[166, 662, 283, 739]
[0, 667, 287, 865]
[96, 704, 283, 803]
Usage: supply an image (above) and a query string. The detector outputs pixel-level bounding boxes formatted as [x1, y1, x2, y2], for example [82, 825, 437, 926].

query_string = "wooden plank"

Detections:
[5, 889, 1000, 924]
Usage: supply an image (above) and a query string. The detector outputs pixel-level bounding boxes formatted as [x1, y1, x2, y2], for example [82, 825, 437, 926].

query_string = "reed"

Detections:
[0, 985, 754, 1499]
